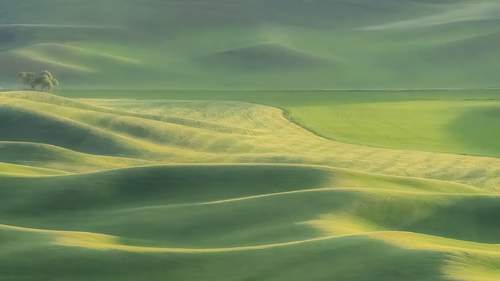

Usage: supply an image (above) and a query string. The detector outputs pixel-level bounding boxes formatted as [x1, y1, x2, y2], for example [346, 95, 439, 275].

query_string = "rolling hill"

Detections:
[1, 90, 500, 280]
[2, 0, 500, 280]
[1, 0, 500, 89]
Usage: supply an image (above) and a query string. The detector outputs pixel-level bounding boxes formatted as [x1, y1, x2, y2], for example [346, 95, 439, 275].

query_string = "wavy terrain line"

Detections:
[2, 223, 500, 256]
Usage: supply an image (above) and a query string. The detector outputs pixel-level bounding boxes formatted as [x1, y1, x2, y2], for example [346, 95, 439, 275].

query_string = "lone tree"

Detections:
[19, 70, 59, 92]
[35, 70, 59, 92]
[19, 72, 37, 90]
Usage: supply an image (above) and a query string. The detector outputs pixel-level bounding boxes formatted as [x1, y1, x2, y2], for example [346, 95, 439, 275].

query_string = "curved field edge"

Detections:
[0, 141, 153, 173]
[73, 89, 500, 159]
[1, 92, 500, 280]
[0, 228, 454, 281]
[0, 161, 68, 176]
[2, 222, 499, 256]
[0, 221, 496, 254]
[6, 91, 500, 191]
[2, 223, 500, 281]
[1, 164, 498, 247]
[282, 99, 500, 159]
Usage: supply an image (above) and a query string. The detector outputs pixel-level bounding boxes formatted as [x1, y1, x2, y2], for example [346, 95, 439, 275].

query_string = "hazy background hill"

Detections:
[1, 0, 500, 89]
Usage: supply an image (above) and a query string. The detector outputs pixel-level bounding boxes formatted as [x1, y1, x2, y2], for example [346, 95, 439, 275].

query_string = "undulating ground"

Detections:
[1, 90, 500, 280]
[1, 0, 500, 89]
[2, 0, 500, 280]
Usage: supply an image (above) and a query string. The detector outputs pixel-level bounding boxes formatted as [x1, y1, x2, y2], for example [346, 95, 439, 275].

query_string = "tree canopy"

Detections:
[19, 72, 37, 90]
[19, 71, 59, 92]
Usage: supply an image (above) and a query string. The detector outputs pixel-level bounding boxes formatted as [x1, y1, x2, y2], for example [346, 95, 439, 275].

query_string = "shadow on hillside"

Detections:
[447, 106, 500, 158]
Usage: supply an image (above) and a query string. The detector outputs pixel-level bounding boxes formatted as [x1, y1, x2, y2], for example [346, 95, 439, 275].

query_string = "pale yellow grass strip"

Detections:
[0, 223, 341, 253]
[124, 187, 494, 213]
[370, 231, 500, 256]
[2, 223, 500, 255]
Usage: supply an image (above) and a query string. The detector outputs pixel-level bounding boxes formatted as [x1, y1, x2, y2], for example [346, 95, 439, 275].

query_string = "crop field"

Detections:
[0, 90, 500, 280]
[2, 0, 500, 280]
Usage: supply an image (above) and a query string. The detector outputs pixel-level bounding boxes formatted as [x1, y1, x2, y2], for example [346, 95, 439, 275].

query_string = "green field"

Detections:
[2, 1, 500, 89]
[2, 90, 500, 280]
[60, 89, 500, 157]
[3, 0, 500, 280]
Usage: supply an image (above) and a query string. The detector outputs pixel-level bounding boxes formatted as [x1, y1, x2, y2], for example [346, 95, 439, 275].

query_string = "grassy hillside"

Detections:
[64, 89, 500, 158]
[286, 97, 500, 157]
[0, 230, 453, 281]
[1, 0, 500, 89]
[4, 90, 500, 189]
[0, 141, 151, 173]
[3, 1, 500, 278]
[2, 90, 500, 280]
[0, 163, 498, 280]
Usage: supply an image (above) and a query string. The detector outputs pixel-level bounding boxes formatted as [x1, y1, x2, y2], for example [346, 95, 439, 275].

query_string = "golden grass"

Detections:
[0, 141, 152, 173]
[301, 213, 382, 236]
[0, 91, 499, 192]
[76, 96, 500, 192]
[3, 91, 500, 280]
[445, 254, 500, 281]
[3, 220, 500, 257]
[0, 222, 342, 253]
[0, 161, 68, 176]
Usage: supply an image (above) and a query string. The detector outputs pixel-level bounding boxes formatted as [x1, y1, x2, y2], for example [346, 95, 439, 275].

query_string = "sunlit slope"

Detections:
[1, 163, 499, 281]
[286, 99, 500, 157]
[0, 104, 147, 156]
[4, 91, 500, 190]
[0, 229, 452, 281]
[77, 92, 500, 190]
[2, 0, 500, 89]
[0, 161, 67, 177]
[0, 142, 151, 173]
[3, 90, 500, 280]
[82, 89, 500, 159]
[0, 164, 492, 248]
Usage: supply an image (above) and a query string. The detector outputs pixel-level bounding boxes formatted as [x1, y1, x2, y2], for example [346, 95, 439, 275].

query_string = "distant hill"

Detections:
[1, 0, 500, 89]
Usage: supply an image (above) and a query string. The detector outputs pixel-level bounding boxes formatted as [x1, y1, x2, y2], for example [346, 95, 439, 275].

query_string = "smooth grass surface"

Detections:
[64, 89, 500, 157]
[0, 165, 499, 281]
[0, 230, 451, 281]
[2, 90, 500, 280]
[6, 90, 500, 190]
[0, 141, 152, 173]
[3, 0, 500, 279]
[287, 99, 500, 157]
[2, 1, 500, 89]
[1, 163, 498, 280]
